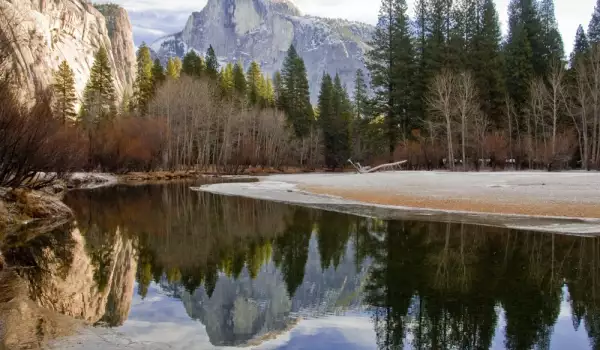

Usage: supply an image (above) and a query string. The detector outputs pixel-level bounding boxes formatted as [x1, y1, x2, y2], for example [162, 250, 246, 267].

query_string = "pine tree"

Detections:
[273, 71, 284, 109]
[332, 74, 352, 166]
[151, 58, 166, 91]
[539, 0, 564, 67]
[219, 63, 235, 95]
[449, 0, 479, 70]
[205, 45, 219, 78]
[318, 73, 336, 168]
[504, 0, 535, 115]
[233, 61, 247, 96]
[353, 69, 370, 119]
[351, 69, 372, 161]
[52, 60, 77, 123]
[412, 0, 428, 123]
[247, 61, 264, 106]
[319, 73, 352, 169]
[81, 47, 116, 128]
[589, 0, 600, 44]
[518, 0, 545, 76]
[166, 57, 181, 79]
[182, 51, 204, 77]
[473, 0, 505, 125]
[281, 45, 314, 138]
[133, 43, 154, 116]
[367, 0, 415, 161]
[264, 76, 275, 107]
[570, 25, 590, 66]
[424, 0, 452, 74]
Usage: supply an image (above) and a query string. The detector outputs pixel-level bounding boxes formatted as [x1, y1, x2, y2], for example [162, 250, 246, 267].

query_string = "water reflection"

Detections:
[1, 181, 598, 349]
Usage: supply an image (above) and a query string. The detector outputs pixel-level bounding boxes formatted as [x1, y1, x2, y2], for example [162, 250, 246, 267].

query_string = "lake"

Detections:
[2, 181, 599, 349]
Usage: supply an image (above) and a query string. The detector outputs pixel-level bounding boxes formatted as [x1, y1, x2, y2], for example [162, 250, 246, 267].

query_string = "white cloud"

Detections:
[111, 0, 596, 54]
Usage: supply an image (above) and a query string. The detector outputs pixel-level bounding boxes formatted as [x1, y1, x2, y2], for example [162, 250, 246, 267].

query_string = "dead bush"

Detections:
[0, 77, 87, 188]
[90, 116, 167, 173]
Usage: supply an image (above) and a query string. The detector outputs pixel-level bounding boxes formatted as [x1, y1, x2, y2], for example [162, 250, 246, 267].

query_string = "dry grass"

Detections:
[9, 189, 72, 220]
[0, 188, 73, 233]
[302, 185, 600, 218]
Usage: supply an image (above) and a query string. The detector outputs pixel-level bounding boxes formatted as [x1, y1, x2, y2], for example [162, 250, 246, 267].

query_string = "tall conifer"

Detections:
[474, 0, 505, 125]
[151, 59, 166, 91]
[247, 61, 264, 106]
[205, 45, 219, 78]
[367, 0, 415, 161]
[133, 43, 154, 116]
[52, 60, 77, 123]
[233, 61, 247, 96]
[281, 45, 313, 138]
[588, 0, 600, 44]
[571, 25, 590, 66]
[81, 47, 116, 128]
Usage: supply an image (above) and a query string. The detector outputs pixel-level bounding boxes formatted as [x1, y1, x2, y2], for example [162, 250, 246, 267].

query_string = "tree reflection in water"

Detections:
[47, 182, 600, 349]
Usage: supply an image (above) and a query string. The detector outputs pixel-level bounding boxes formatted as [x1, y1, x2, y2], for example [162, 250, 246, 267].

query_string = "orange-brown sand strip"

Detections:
[301, 185, 600, 219]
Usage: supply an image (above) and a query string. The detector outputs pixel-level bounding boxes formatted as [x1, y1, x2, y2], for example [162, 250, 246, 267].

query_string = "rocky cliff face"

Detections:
[151, 0, 373, 102]
[0, 0, 136, 105]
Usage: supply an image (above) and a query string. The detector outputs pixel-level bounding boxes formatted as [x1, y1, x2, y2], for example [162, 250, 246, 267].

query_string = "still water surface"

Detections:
[4, 181, 600, 349]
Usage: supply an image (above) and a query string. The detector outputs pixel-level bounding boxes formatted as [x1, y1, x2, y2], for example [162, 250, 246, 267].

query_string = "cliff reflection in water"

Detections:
[14, 181, 598, 349]
[0, 216, 138, 349]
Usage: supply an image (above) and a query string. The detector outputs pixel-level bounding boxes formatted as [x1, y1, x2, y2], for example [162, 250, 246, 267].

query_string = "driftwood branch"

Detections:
[348, 159, 407, 173]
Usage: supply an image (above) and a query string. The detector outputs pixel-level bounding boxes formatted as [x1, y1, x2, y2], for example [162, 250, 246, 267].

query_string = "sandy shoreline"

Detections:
[196, 171, 600, 234]
[301, 185, 600, 218]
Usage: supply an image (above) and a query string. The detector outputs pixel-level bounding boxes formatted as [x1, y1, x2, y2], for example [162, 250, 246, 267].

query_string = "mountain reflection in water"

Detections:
[1, 181, 598, 349]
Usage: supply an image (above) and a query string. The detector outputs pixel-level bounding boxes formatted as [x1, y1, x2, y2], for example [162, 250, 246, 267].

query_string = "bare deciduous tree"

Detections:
[562, 60, 591, 170]
[148, 76, 305, 173]
[455, 71, 479, 171]
[547, 60, 565, 159]
[428, 70, 456, 170]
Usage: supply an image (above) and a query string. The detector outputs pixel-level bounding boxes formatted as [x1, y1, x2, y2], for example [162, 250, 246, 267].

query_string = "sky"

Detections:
[110, 0, 597, 55]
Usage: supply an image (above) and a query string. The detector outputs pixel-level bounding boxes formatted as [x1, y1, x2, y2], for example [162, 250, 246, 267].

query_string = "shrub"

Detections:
[0, 77, 87, 188]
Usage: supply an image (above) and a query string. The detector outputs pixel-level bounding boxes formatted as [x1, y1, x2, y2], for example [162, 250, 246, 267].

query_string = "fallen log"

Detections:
[348, 159, 407, 173]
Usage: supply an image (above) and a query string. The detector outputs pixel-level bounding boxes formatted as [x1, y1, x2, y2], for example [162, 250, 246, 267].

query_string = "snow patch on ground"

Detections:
[68, 173, 118, 189]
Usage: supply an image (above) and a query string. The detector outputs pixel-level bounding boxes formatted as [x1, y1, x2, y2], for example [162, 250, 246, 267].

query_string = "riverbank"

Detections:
[0, 187, 73, 234]
[195, 171, 600, 234]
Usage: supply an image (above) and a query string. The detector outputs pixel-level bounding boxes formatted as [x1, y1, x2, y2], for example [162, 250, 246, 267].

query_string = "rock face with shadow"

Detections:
[0, 0, 136, 105]
[151, 0, 373, 102]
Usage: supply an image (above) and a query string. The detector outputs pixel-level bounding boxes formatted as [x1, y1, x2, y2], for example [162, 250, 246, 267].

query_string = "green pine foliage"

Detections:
[281, 45, 314, 138]
[247, 61, 264, 106]
[318, 73, 352, 169]
[539, 0, 564, 65]
[571, 25, 590, 66]
[81, 46, 116, 128]
[367, 0, 416, 161]
[263, 76, 275, 108]
[133, 43, 154, 116]
[151, 59, 166, 91]
[205, 45, 219, 78]
[52, 60, 78, 123]
[473, 0, 505, 125]
[219, 63, 235, 95]
[589, 0, 600, 44]
[353, 69, 370, 120]
[233, 61, 247, 96]
[273, 71, 284, 109]
[182, 51, 204, 77]
[504, 2, 535, 116]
